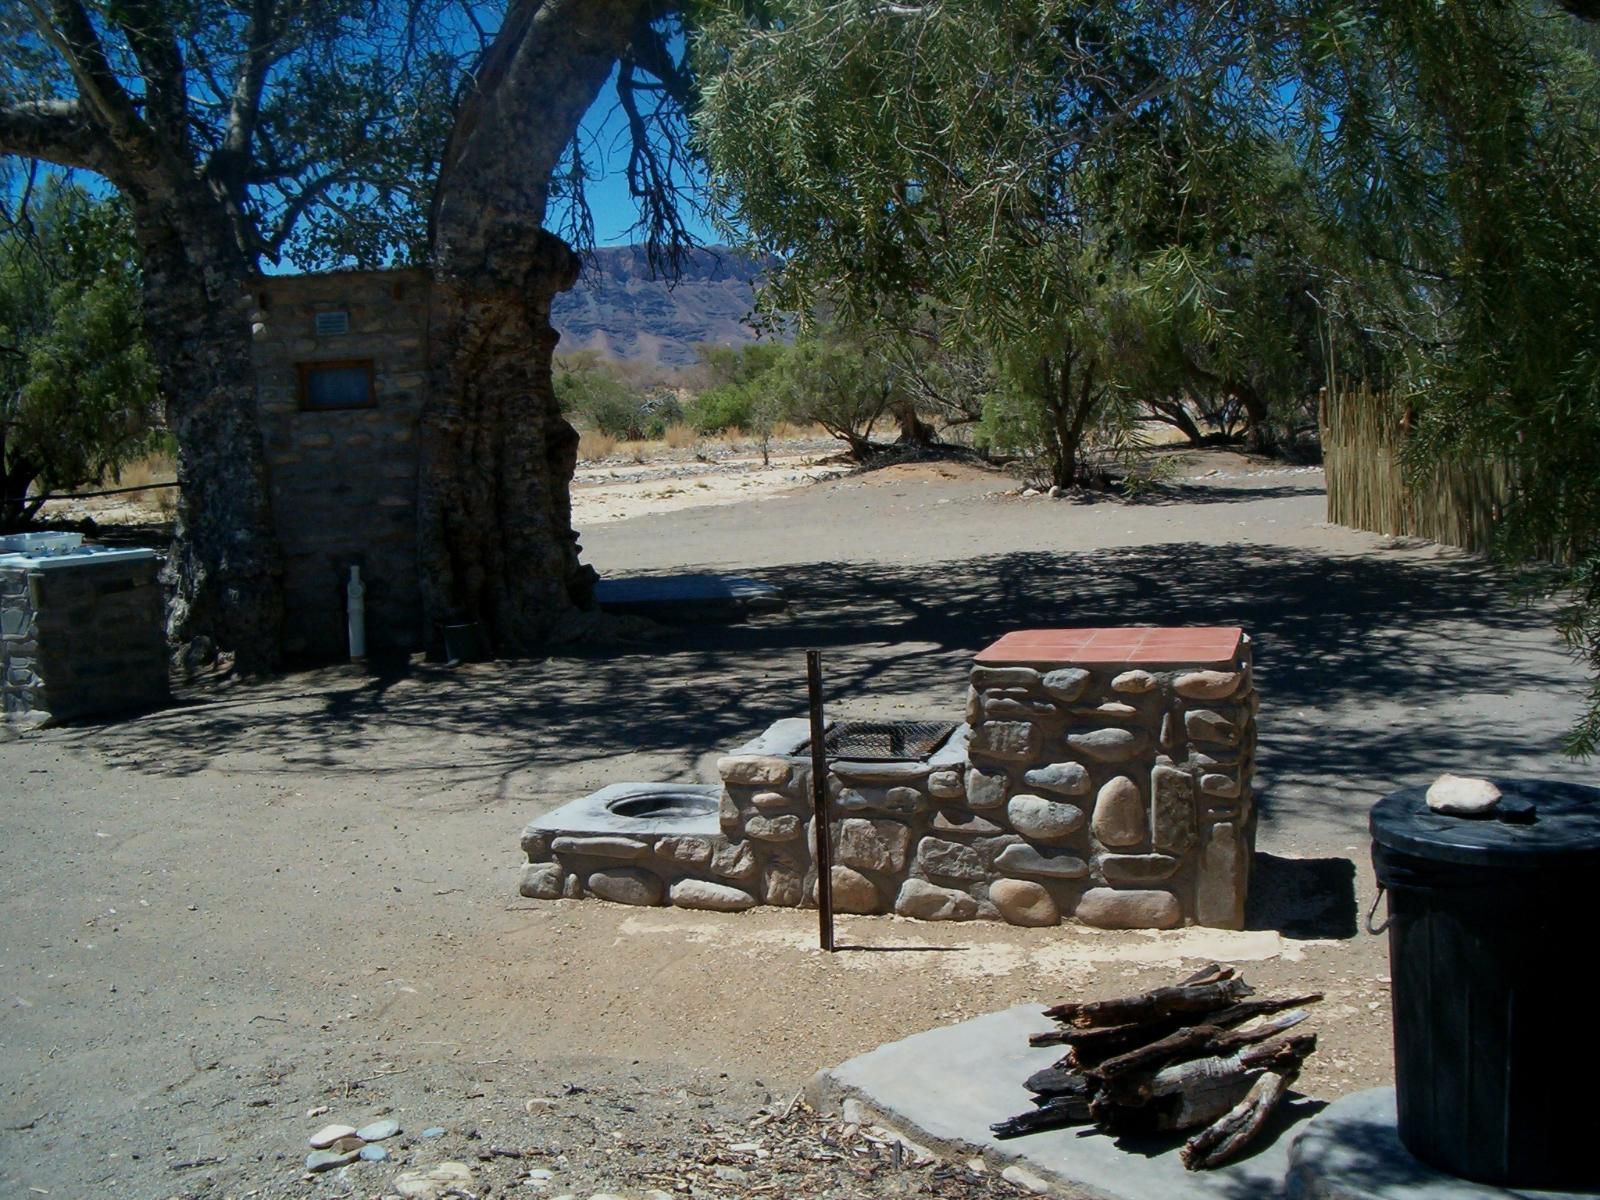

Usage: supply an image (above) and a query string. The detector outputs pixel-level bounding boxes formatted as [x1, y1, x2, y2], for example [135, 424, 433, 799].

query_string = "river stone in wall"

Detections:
[972, 721, 1040, 761]
[587, 868, 663, 906]
[745, 814, 803, 842]
[656, 836, 713, 867]
[1023, 761, 1091, 797]
[1067, 727, 1144, 762]
[519, 862, 565, 899]
[895, 879, 978, 921]
[1091, 776, 1147, 848]
[966, 766, 1009, 810]
[917, 837, 987, 881]
[837, 818, 913, 873]
[1196, 821, 1247, 928]
[764, 853, 804, 906]
[1099, 853, 1179, 885]
[994, 844, 1089, 878]
[1076, 887, 1181, 929]
[718, 754, 793, 787]
[928, 769, 965, 800]
[1111, 670, 1157, 694]
[1185, 708, 1239, 746]
[551, 835, 649, 860]
[1174, 670, 1242, 700]
[1151, 764, 1198, 853]
[827, 865, 882, 914]
[990, 879, 1060, 926]
[710, 840, 759, 881]
[1041, 668, 1090, 701]
[1006, 794, 1086, 843]
[669, 878, 757, 912]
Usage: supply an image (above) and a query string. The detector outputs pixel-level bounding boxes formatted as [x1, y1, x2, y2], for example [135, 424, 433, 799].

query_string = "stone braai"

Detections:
[519, 627, 1257, 929]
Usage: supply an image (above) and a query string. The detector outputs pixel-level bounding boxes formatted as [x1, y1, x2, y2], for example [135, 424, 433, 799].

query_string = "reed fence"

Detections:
[1319, 386, 1509, 555]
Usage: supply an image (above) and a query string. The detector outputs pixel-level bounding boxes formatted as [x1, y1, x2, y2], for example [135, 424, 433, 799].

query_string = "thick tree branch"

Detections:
[0, 99, 119, 177]
[23, 0, 146, 147]
[111, 0, 188, 146]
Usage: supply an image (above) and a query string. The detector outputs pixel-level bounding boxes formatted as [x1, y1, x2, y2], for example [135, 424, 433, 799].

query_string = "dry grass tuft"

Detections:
[115, 452, 178, 488]
[578, 431, 618, 461]
[662, 422, 700, 450]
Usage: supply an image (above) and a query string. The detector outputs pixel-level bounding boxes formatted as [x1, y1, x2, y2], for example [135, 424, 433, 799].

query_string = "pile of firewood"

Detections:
[991, 964, 1320, 1170]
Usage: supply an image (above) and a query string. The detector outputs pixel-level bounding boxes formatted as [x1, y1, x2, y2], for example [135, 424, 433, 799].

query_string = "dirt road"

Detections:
[2, 449, 1587, 1198]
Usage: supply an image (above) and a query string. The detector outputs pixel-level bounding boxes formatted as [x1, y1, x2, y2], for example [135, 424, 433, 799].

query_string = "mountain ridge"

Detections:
[551, 244, 772, 370]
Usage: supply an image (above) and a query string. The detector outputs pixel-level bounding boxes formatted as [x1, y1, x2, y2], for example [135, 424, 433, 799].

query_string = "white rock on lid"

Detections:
[1425, 773, 1502, 815]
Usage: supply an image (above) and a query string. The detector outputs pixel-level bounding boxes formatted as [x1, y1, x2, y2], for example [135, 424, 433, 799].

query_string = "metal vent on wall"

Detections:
[314, 311, 350, 336]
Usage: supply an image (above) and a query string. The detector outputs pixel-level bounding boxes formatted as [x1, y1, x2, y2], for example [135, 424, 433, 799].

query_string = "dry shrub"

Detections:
[771, 420, 827, 440]
[578, 430, 618, 461]
[662, 422, 700, 449]
[117, 451, 178, 488]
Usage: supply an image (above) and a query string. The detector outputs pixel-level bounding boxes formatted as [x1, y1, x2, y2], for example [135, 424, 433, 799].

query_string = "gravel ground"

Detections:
[3, 446, 1589, 1199]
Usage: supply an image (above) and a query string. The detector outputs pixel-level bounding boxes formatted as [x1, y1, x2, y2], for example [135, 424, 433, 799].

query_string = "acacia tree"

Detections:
[694, 1, 1310, 486]
[0, 0, 459, 671]
[0, 0, 699, 666]
[0, 175, 161, 528]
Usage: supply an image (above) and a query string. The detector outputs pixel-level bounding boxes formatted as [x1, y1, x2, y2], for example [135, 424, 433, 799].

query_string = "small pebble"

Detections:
[421, 1126, 447, 1139]
[358, 1143, 389, 1162]
[527, 1168, 554, 1181]
[305, 1148, 358, 1172]
[308, 1123, 357, 1149]
[356, 1118, 401, 1142]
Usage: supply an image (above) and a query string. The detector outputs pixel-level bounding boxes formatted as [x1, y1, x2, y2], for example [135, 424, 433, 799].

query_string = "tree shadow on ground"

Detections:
[67, 540, 1580, 844]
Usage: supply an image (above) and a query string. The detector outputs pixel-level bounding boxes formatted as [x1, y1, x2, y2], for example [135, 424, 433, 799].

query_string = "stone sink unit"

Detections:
[519, 627, 1257, 929]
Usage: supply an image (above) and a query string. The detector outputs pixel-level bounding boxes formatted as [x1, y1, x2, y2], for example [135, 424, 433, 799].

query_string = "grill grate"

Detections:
[807, 719, 958, 763]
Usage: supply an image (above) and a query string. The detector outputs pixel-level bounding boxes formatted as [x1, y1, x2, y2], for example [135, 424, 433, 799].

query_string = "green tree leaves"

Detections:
[0, 178, 160, 528]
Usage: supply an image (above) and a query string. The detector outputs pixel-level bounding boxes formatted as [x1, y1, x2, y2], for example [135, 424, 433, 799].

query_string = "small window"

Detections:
[298, 360, 376, 411]
[314, 310, 351, 336]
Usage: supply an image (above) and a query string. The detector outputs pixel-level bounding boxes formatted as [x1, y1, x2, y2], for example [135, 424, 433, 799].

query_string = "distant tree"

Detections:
[0, 178, 160, 529]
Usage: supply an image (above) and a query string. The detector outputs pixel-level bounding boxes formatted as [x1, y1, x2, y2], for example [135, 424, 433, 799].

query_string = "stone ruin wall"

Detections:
[519, 634, 1257, 930]
[250, 268, 430, 661]
[1, 557, 168, 724]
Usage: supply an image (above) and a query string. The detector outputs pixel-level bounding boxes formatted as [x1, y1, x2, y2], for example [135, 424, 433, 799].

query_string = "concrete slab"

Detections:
[1285, 1089, 1594, 1200]
[812, 1003, 1321, 1200]
[594, 572, 785, 621]
[528, 782, 723, 839]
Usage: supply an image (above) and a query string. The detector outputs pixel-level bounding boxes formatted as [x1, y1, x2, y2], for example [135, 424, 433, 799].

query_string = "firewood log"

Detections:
[991, 1094, 1095, 1139]
[1098, 1034, 1315, 1132]
[1043, 977, 1254, 1029]
[1180, 1068, 1298, 1170]
[1089, 1008, 1312, 1083]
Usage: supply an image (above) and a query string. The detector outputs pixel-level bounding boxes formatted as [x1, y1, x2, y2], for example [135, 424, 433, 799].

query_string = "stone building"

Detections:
[249, 268, 429, 661]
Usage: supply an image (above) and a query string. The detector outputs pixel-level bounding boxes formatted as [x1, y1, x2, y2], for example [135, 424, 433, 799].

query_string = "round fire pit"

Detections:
[604, 787, 720, 821]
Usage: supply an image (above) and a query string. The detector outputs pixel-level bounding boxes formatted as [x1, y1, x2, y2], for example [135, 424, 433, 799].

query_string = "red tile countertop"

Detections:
[975, 626, 1244, 668]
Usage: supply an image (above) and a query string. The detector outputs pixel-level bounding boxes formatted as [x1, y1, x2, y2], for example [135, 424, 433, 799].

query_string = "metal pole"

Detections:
[806, 650, 835, 953]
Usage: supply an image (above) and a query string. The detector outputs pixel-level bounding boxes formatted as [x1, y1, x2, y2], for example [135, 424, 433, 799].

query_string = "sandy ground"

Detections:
[3, 446, 1591, 1199]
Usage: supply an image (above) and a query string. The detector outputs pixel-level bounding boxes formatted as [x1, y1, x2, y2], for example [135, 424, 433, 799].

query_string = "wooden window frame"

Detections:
[296, 359, 377, 411]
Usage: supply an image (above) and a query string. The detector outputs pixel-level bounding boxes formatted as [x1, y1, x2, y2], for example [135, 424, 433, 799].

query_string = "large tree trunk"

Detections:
[421, 0, 654, 653]
[418, 233, 597, 652]
[130, 189, 282, 675]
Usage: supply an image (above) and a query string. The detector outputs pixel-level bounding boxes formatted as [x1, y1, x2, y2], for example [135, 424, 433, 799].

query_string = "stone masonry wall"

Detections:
[250, 268, 430, 661]
[1, 557, 168, 724]
[963, 634, 1257, 930]
[518, 629, 1257, 929]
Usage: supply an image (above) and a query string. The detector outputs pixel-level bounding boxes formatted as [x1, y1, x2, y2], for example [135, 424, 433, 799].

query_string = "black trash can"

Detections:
[1370, 778, 1600, 1189]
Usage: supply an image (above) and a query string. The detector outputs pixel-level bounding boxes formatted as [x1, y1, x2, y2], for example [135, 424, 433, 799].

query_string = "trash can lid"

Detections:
[1371, 778, 1600, 868]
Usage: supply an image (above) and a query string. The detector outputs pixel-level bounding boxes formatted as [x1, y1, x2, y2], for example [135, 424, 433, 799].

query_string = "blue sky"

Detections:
[567, 66, 723, 249]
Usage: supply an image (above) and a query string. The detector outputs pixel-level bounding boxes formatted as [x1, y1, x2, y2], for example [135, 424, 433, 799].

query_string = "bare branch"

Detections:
[22, 0, 146, 146]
